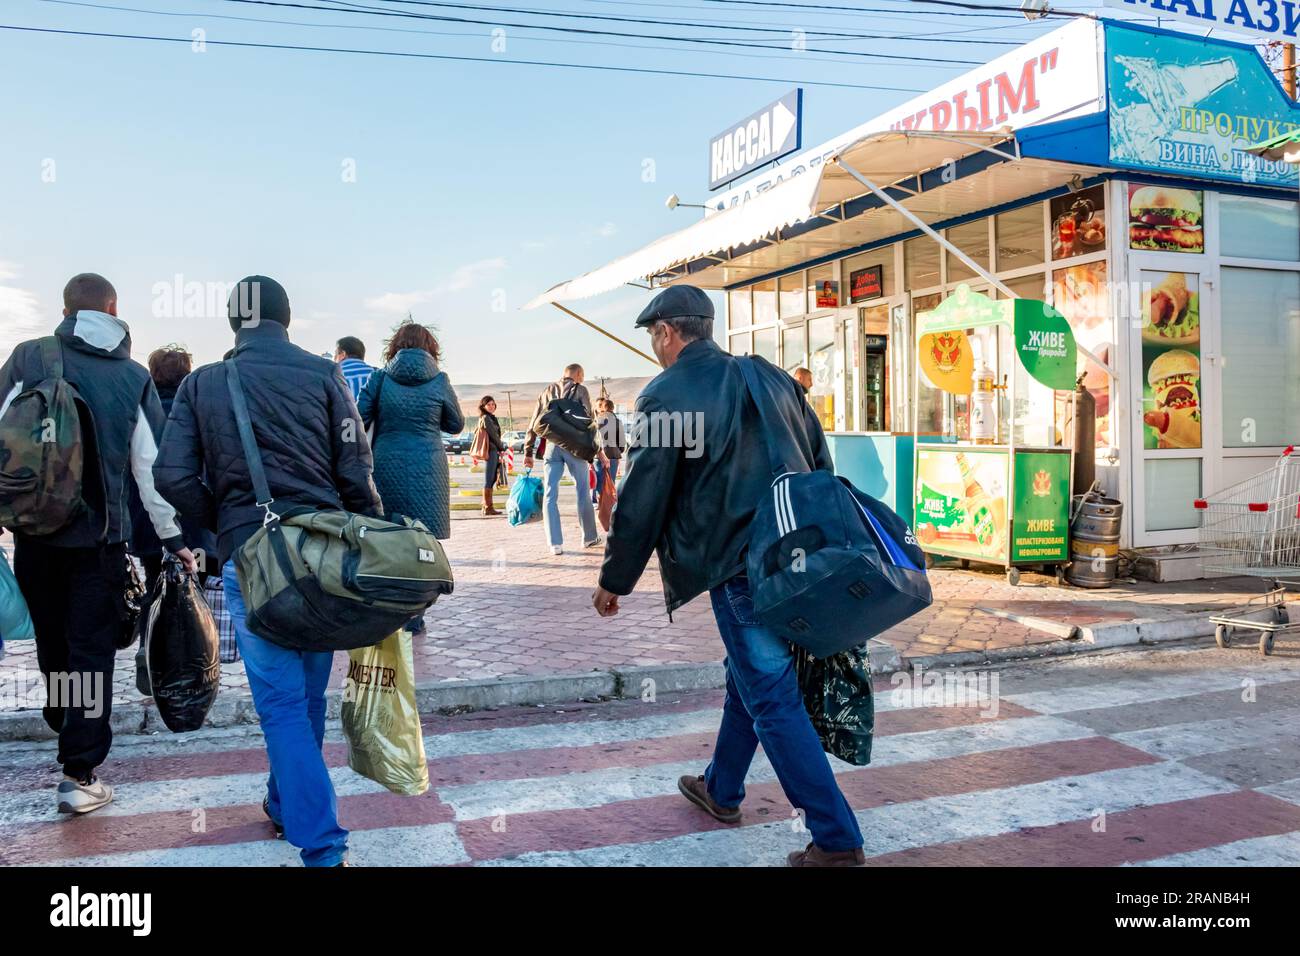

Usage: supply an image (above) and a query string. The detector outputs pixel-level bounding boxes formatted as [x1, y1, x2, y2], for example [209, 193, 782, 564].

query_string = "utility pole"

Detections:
[1286, 43, 1297, 99]
[502, 389, 516, 430]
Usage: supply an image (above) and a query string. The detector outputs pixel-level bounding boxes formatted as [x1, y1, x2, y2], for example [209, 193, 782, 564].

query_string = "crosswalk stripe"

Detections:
[37, 822, 470, 868]
[437, 714, 1093, 821]
[864, 789, 1300, 866]
[1003, 665, 1300, 716]
[0, 695, 1039, 794]
[1112, 707, 1300, 760]
[1132, 830, 1300, 866]
[479, 759, 1231, 867]
[0, 790, 454, 865]
[0, 763, 389, 828]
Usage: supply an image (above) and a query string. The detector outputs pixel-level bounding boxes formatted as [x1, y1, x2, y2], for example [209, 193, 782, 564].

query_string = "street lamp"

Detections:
[1020, 0, 1050, 20]
[665, 193, 709, 211]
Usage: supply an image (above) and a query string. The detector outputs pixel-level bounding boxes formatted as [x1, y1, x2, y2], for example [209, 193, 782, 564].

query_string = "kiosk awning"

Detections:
[525, 129, 1101, 308]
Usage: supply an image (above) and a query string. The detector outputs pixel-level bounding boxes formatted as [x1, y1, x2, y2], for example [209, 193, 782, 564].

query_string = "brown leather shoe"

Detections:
[677, 774, 742, 824]
[787, 842, 867, 867]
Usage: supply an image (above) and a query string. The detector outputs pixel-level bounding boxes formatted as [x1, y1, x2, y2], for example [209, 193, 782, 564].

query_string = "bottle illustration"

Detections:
[956, 452, 1006, 557]
[1111, 54, 1237, 166]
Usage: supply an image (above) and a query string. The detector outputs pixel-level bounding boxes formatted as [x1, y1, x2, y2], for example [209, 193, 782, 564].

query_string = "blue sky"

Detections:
[0, 1, 1091, 382]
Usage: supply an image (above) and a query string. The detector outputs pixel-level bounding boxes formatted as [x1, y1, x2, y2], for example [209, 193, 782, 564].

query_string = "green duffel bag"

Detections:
[226, 360, 453, 653]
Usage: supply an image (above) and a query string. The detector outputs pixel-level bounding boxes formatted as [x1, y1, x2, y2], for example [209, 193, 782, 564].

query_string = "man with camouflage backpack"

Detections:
[0, 273, 195, 815]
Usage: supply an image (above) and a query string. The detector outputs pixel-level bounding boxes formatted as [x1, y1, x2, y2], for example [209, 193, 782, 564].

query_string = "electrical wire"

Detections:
[345, 0, 1024, 42]
[699, 0, 1085, 18]
[39, 0, 987, 64]
[0, 22, 933, 90]
[217, 0, 987, 63]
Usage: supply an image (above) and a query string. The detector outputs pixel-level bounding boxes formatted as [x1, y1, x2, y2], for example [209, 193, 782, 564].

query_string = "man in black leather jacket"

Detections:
[592, 285, 865, 867]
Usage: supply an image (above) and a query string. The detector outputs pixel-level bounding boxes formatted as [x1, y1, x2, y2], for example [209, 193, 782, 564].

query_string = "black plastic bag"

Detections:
[142, 557, 220, 732]
[113, 554, 146, 650]
[794, 643, 875, 766]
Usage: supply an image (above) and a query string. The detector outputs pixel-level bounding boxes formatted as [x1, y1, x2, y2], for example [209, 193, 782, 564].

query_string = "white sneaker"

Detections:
[57, 776, 114, 815]
[550, 545, 563, 555]
[584, 537, 603, 548]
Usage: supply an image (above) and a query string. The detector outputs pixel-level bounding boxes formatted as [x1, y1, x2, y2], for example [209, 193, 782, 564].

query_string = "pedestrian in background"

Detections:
[793, 367, 813, 396]
[591, 285, 864, 867]
[592, 397, 624, 505]
[1, 273, 195, 817]
[335, 336, 375, 401]
[155, 275, 380, 867]
[129, 345, 216, 591]
[523, 363, 600, 556]
[358, 320, 463, 631]
[474, 395, 505, 516]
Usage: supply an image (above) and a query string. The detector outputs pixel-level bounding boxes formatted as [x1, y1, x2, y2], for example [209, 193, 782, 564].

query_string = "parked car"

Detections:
[507, 430, 528, 453]
[443, 432, 467, 454]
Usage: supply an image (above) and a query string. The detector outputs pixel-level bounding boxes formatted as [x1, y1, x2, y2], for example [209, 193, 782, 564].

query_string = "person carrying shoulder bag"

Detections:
[472, 396, 506, 516]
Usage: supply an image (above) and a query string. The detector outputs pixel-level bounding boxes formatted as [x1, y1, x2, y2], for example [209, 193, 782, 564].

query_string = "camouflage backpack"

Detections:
[0, 337, 86, 536]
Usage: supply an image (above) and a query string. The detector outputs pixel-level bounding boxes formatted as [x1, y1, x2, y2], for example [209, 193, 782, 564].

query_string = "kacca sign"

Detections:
[708, 89, 803, 191]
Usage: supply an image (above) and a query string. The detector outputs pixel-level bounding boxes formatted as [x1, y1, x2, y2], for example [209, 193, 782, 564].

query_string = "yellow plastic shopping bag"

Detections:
[340, 630, 429, 796]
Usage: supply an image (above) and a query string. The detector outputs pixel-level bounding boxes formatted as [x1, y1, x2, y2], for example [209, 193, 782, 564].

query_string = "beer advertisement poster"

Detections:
[1140, 269, 1202, 450]
[1010, 451, 1070, 563]
[914, 447, 1009, 563]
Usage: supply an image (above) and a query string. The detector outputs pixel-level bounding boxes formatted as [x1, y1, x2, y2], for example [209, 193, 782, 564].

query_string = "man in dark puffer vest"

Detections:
[0, 273, 196, 816]
[154, 276, 382, 868]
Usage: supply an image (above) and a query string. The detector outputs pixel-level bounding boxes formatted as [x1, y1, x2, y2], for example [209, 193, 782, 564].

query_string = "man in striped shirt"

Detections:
[333, 336, 375, 401]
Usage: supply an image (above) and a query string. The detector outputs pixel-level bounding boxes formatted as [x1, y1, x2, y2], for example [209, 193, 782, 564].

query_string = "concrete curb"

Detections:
[1079, 611, 1217, 648]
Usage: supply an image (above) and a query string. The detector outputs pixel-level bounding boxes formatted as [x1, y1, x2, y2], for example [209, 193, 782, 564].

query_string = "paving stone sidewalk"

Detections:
[0, 462, 1275, 716]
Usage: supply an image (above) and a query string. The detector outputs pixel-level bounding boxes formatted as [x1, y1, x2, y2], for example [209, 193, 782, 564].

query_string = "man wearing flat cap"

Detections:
[591, 284, 865, 867]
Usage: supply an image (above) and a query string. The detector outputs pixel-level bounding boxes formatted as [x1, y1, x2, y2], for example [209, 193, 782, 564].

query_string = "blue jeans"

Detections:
[223, 561, 348, 867]
[592, 457, 619, 504]
[544, 445, 598, 548]
[704, 575, 863, 853]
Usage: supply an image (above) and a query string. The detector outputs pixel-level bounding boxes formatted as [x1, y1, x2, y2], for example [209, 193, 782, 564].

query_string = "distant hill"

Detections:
[453, 375, 655, 430]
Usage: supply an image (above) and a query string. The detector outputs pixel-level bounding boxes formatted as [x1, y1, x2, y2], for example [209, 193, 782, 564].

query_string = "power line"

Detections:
[0, 22, 930, 90]
[700, 0, 1088, 18]
[347, 0, 1022, 43]
[41, 0, 985, 64]
[219, 0, 987, 63]
[574, 0, 1023, 31]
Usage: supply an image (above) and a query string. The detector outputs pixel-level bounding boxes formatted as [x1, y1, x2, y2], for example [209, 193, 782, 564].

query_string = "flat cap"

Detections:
[634, 285, 715, 328]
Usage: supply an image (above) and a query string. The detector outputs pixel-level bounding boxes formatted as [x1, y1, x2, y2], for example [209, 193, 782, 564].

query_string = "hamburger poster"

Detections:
[1128, 184, 1204, 254]
[1140, 269, 1202, 450]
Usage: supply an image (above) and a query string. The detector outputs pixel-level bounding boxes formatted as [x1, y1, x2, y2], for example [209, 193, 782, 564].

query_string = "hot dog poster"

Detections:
[1140, 269, 1202, 450]
[1052, 260, 1111, 447]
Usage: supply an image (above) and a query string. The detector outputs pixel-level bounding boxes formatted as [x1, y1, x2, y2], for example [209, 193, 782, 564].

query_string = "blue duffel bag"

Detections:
[507, 469, 544, 526]
[738, 357, 932, 658]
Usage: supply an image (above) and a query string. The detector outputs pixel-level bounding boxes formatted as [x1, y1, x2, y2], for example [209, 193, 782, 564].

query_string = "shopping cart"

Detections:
[1194, 446, 1300, 655]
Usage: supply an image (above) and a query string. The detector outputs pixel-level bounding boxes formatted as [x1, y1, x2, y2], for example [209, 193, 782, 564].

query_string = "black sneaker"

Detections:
[263, 797, 284, 839]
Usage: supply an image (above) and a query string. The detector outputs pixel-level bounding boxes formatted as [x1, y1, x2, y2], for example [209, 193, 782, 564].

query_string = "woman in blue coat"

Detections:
[358, 322, 463, 606]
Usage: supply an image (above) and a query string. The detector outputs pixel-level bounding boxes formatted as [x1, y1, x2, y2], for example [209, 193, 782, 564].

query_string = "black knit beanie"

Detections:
[227, 275, 291, 332]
